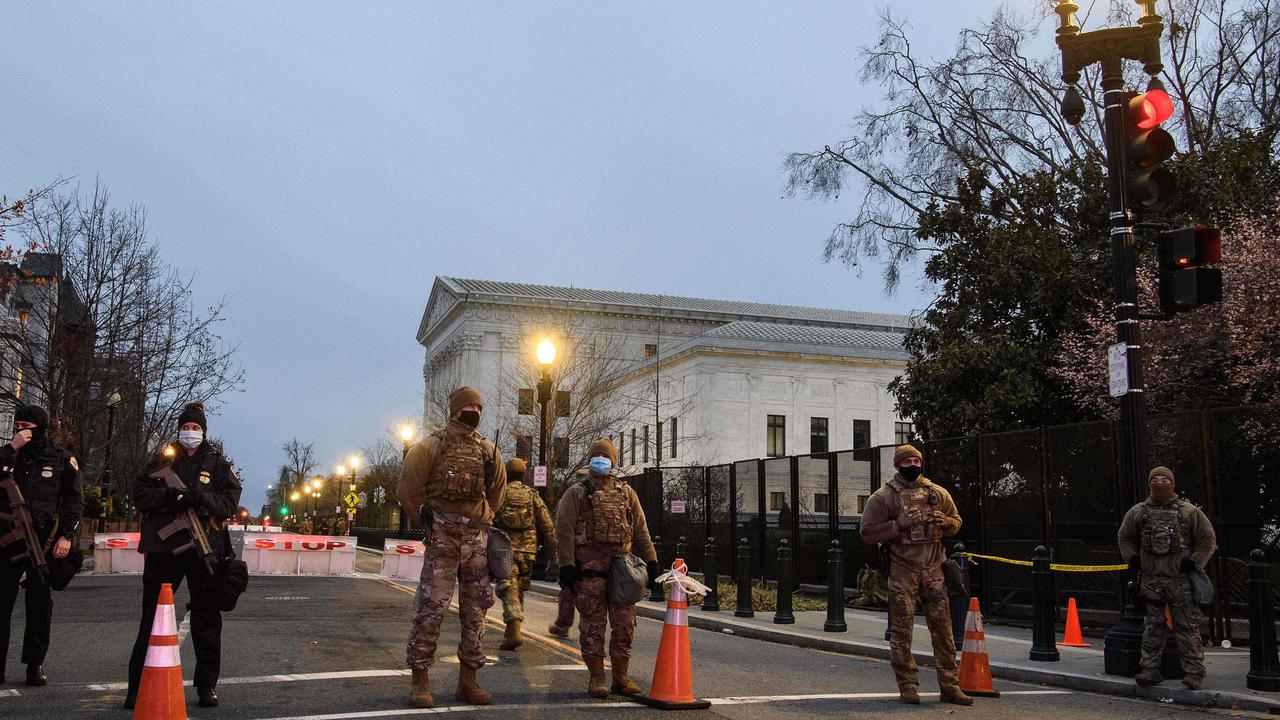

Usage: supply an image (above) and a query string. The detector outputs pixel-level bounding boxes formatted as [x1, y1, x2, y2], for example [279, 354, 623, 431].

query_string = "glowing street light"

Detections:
[536, 338, 557, 366]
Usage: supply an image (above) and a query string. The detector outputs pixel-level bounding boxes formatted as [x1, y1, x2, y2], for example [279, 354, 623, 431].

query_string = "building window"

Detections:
[853, 419, 871, 450]
[670, 417, 678, 459]
[814, 493, 830, 514]
[769, 491, 786, 511]
[767, 415, 786, 457]
[810, 417, 828, 454]
[554, 437, 569, 469]
[644, 343, 658, 358]
[857, 494, 871, 512]
[643, 425, 649, 463]
[515, 433, 531, 461]
[895, 422, 916, 445]
[656, 421, 664, 463]
[630, 429, 637, 465]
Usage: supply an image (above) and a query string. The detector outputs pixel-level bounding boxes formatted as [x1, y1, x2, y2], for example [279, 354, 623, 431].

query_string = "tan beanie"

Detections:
[505, 457, 526, 478]
[588, 438, 618, 466]
[893, 444, 923, 467]
[448, 386, 484, 416]
[1148, 466, 1175, 484]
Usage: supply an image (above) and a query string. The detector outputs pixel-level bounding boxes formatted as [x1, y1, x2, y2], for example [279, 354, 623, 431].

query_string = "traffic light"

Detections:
[1157, 226, 1222, 313]
[280, 505, 289, 517]
[1124, 84, 1176, 210]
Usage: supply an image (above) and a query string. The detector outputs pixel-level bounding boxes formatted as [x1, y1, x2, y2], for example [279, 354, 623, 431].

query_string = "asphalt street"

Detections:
[0, 553, 1263, 719]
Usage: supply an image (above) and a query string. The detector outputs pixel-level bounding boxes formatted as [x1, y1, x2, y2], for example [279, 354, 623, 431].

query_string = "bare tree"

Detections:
[280, 438, 317, 493]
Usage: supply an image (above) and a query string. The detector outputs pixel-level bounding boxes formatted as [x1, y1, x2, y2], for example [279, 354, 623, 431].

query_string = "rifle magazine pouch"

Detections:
[487, 528, 514, 580]
[609, 553, 649, 605]
[47, 548, 83, 592]
[218, 557, 250, 612]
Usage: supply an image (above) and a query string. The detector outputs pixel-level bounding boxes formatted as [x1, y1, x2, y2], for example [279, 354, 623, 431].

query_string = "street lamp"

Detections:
[397, 424, 415, 531]
[347, 455, 360, 491]
[100, 390, 123, 528]
[535, 338, 556, 478]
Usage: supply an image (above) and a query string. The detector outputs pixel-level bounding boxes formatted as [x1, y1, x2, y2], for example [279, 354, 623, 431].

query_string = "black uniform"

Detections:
[0, 440, 81, 678]
[126, 442, 240, 698]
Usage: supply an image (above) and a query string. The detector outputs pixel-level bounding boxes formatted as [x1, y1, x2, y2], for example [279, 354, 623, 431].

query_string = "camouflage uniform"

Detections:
[493, 479, 554, 624]
[1118, 481, 1216, 680]
[552, 586, 577, 632]
[860, 470, 963, 695]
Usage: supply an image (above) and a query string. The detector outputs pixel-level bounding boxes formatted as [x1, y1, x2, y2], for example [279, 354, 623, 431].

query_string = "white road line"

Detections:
[0, 689, 19, 698]
[81, 664, 587, 693]
[249, 690, 1074, 720]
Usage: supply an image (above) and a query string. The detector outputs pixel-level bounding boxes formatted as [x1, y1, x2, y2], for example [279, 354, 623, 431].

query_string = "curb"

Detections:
[528, 583, 1280, 714]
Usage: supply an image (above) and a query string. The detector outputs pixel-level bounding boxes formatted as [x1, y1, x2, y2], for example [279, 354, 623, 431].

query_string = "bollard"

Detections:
[649, 536, 666, 602]
[774, 538, 795, 624]
[1030, 545, 1060, 662]
[1103, 565, 1145, 676]
[1247, 549, 1280, 691]
[824, 540, 847, 632]
[949, 543, 970, 645]
[703, 536, 720, 612]
[676, 536, 689, 566]
[735, 537, 754, 618]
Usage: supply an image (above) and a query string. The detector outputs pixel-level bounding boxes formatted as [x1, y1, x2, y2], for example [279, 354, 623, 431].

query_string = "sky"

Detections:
[3, 2, 1009, 512]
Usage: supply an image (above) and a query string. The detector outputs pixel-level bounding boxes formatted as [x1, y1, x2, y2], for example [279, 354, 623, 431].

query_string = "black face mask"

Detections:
[15, 426, 46, 452]
[898, 465, 923, 482]
[458, 410, 481, 429]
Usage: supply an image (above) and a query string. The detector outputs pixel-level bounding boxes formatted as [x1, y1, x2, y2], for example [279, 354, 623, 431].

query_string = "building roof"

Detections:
[434, 276, 910, 330]
[701, 321, 907, 352]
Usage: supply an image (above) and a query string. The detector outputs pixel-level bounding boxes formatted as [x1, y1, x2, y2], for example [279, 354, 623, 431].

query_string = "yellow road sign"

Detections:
[343, 491, 360, 509]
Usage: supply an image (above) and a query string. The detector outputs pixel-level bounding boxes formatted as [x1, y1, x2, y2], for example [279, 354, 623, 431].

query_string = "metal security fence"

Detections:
[628, 404, 1280, 643]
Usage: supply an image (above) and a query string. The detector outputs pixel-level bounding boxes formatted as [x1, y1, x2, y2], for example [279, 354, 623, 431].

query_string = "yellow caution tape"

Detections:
[956, 552, 1128, 573]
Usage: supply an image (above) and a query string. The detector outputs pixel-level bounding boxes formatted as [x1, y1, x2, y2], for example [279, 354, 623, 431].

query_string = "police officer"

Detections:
[555, 439, 658, 699]
[125, 403, 241, 709]
[0, 405, 80, 686]
[397, 386, 507, 709]
[859, 444, 971, 706]
[1118, 466, 1217, 689]
[493, 457, 555, 650]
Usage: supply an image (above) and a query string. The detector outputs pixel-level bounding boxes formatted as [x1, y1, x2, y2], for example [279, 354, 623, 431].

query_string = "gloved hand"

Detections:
[1180, 557, 1196, 573]
[167, 487, 199, 510]
[896, 506, 924, 529]
[646, 559, 661, 584]
[559, 565, 580, 589]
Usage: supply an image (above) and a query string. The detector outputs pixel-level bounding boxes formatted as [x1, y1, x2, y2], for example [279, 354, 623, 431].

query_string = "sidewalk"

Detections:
[530, 582, 1280, 714]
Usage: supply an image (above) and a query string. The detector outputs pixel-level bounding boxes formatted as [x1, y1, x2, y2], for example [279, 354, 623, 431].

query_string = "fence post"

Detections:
[1030, 545, 1060, 662]
[1247, 549, 1280, 691]
[649, 536, 665, 602]
[676, 536, 688, 566]
[950, 543, 970, 645]
[824, 540, 847, 632]
[736, 537, 754, 618]
[774, 538, 795, 624]
[703, 536, 720, 612]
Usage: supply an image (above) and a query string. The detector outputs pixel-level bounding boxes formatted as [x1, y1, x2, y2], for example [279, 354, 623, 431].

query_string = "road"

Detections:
[0, 550, 1260, 719]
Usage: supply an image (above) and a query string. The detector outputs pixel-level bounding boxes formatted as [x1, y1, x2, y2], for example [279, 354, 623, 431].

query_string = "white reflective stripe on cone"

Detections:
[669, 579, 687, 603]
[151, 602, 177, 635]
[666, 608, 688, 627]
[962, 637, 986, 655]
[145, 643, 181, 668]
[965, 612, 979, 633]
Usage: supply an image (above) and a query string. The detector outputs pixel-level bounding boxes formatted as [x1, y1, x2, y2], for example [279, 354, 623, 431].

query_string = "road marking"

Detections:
[177, 613, 191, 643]
[0, 689, 18, 698]
[249, 689, 1075, 720]
[264, 596, 313, 601]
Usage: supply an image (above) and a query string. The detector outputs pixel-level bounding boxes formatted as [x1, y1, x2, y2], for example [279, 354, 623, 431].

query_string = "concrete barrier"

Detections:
[93, 533, 144, 574]
[380, 539, 426, 580]
[242, 533, 357, 576]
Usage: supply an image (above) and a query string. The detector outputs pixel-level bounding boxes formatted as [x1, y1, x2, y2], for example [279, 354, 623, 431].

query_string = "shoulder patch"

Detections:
[68, 456, 79, 471]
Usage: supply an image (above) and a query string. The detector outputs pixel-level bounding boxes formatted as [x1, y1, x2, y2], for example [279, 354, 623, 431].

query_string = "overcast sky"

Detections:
[3, 2, 1008, 512]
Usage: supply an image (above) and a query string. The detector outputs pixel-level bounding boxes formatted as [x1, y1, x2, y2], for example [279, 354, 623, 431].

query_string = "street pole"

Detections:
[537, 368, 552, 501]
[100, 401, 116, 532]
[399, 438, 410, 532]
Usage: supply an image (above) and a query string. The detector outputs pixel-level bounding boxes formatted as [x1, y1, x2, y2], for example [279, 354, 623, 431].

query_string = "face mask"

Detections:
[588, 456, 613, 476]
[458, 410, 481, 429]
[1150, 481, 1176, 502]
[898, 465, 923, 482]
[178, 429, 204, 449]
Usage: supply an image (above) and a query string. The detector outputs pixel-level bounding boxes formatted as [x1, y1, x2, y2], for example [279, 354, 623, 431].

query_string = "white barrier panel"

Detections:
[242, 534, 357, 576]
[93, 533, 144, 574]
[381, 539, 426, 580]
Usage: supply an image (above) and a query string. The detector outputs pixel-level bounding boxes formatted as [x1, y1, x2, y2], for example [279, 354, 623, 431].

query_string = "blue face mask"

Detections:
[588, 456, 613, 476]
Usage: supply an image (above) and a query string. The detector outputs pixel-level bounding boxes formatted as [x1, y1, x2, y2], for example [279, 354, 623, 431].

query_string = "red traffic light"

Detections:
[1156, 226, 1223, 313]
[1129, 89, 1174, 129]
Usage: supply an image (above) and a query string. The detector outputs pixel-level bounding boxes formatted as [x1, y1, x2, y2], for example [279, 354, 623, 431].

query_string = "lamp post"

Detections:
[398, 425, 415, 531]
[535, 338, 556, 499]
[100, 391, 123, 528]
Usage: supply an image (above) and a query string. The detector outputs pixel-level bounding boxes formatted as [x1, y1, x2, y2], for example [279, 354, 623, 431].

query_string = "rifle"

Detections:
[151, 467, 217, 575]
[0, 478, 50, 583]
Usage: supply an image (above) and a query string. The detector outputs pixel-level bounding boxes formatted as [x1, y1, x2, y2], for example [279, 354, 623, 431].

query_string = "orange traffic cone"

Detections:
[1061, 597, 1091, 648]
[958, 597, 1000, 698]
[636, 559, 711, 710]
[134, 583, 187, 720]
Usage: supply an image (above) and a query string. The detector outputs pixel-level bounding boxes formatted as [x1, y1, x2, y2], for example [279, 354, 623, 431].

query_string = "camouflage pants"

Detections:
[496, 552, 536, 624]
[554, 585, 577, 630]
[406, 521, 495, 670]
[1141, 575, 1205, 677]
[887, 562, 958, 691]
[575, 557, 636, 660]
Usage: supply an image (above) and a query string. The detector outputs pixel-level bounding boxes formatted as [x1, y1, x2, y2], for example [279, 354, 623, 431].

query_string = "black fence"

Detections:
[630, 404, 1280, 644]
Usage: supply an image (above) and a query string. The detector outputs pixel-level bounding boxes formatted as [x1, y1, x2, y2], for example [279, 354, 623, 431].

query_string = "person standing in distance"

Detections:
[125, 403, 241, 709]
[0, 405, 81, 686]
[555, 439, 658, 699]
[492, 457, 555, 650]
[859, 444, 971, 706]
[397, 387, 507, 709]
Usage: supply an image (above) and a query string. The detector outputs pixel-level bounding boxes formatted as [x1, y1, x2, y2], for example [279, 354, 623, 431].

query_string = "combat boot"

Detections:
[584, 657, 609, 698]
[548, 622, 570, 638]
[455, 665, 493, 705]
[610, 657, 642, 696]
[25, 666, 47, 687]
[500, 621, 524, 650]
[939, 686, 973, 706]
[899, 686, 921, 704]
[1182, 674, 1204, 690]
[409, 668, 433, 708]
[1134, 667, 1164, 686]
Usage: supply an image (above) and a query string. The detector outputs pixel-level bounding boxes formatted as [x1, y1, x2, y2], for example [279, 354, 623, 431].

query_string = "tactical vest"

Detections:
[580, 480, 632, 546]
[495, 483, 537, 532]
[429, 431, 487, 503]
[887, 478, 942, 545]
[1140, 500, 1192, 556]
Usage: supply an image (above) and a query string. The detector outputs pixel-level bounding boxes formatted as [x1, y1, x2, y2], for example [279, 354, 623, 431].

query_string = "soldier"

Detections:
[493, 457, 555, 650]
[397, 386, 507, 709]
[555, 439, 658, 698]
[0, 405, 81, 686]
[860, 444, 971, 706]
[1118, 466, 1217, 690]
[126, 403, 241, 709]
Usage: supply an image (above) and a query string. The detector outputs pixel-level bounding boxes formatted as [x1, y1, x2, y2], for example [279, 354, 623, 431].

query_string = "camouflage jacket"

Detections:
[493, 480, 555, 553]
[1118, 496, 1216, 585]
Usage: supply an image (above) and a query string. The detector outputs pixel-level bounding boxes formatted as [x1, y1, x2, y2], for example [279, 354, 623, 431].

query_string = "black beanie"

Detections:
[178, 403, 207, 431]
[14, 405, 49, 428]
